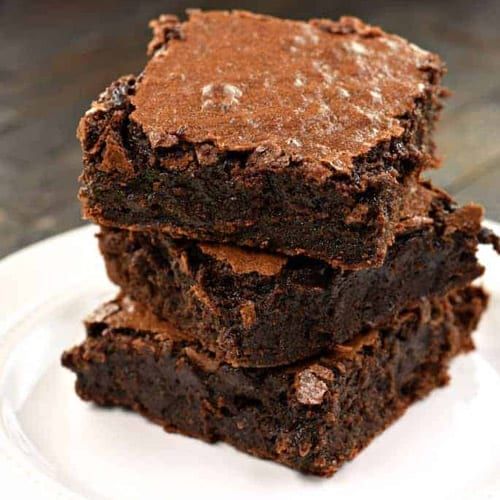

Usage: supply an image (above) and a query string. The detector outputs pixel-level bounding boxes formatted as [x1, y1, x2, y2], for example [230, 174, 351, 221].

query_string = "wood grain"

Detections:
[1, 0, 499, 257]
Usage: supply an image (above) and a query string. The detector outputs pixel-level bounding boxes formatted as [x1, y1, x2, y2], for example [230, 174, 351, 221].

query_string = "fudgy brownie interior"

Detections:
[62, 286, 487, 476]
[78, 11, 445, 268]
[98, 182, 486, 367]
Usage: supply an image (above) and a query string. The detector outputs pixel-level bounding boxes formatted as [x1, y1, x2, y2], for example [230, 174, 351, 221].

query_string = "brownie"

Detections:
[97, 182, 486, 367]
[62, 286, 487, 477]
[78, 10, 445, 269]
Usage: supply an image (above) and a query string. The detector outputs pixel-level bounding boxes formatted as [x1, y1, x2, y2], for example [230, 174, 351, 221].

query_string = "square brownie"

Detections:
[97, 182, 486, 367]
[78, 10, 445, 269]
[62, 286, 487, 476]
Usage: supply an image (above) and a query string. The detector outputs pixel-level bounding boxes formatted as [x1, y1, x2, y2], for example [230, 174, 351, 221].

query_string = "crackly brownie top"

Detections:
[197, 243, 287, 276]
[85, 295, 192, 342]
[130, 10, 443, 169]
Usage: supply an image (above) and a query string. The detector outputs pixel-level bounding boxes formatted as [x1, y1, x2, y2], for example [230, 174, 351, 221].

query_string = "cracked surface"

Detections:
[133, 11, 442, 167]
[78, 10, 445, 268]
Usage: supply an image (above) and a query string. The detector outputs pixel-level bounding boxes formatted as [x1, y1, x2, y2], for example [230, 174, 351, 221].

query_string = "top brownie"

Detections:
[78, 10, 445, 268]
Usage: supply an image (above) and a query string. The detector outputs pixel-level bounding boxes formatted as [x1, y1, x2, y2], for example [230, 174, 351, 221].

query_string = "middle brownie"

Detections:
[99, 183, 485, 367]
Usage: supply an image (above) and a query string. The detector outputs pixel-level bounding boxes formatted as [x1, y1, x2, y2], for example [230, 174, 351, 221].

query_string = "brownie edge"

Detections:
[62, 286, 487, 476]
[78, 11, 445, 268]
[97, 183, 486, 367]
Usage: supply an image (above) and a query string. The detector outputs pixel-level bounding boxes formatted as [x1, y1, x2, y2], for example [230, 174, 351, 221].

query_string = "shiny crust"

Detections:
[77, 11, 445, 267]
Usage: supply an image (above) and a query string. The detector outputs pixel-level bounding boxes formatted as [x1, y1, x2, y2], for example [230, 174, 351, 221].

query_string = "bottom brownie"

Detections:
[62, 286, 487, 476]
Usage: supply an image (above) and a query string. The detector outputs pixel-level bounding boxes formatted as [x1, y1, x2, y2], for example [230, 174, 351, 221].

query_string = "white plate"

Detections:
[0, 223, 499, 500]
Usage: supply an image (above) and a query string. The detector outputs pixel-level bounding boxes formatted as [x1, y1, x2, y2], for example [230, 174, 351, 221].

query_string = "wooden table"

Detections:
[1, 0, 499, 257]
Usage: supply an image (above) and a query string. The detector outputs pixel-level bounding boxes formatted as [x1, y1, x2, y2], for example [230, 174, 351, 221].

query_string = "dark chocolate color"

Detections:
[78, 11, 445, 268]
[62, 286, 487, 477]
[98, 183, 485, 367]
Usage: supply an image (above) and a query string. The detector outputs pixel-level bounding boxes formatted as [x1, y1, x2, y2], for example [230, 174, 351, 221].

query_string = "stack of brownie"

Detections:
[63, 11, 497, 476]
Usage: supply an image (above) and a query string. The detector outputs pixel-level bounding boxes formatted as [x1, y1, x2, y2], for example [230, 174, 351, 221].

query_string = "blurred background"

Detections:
[1, 0, 499, 257]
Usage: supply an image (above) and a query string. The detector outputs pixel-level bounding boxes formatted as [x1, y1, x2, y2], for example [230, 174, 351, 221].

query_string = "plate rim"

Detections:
[0, 220, 498, 500]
